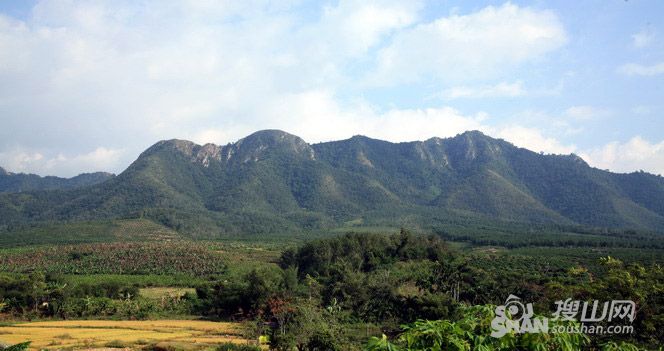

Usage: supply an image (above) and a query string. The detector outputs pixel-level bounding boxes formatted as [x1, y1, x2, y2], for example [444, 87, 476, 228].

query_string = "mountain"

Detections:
[1, 130, 664, 238]
[0, 167, 114, 193]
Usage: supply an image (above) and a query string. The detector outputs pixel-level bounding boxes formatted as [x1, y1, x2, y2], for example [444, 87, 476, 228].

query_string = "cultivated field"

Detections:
[0, 320, 249, 350]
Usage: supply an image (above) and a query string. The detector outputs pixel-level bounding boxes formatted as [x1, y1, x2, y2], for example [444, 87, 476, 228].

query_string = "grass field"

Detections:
[0, 320, 249, 350]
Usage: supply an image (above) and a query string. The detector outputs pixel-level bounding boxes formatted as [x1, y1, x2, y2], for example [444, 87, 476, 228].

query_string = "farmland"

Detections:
[0, 230, 663, 350]
[0, 242, 228, 275]
[0, 320, 247, 349]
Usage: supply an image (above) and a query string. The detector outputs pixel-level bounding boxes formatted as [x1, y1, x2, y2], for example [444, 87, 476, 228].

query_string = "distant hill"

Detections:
[1, 130, 664, 238]
[0, 167, 114, 193]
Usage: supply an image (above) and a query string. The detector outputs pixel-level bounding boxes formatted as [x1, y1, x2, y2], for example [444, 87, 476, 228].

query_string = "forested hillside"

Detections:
[0, 167, 113, 193]
[1, 130, 664, 238]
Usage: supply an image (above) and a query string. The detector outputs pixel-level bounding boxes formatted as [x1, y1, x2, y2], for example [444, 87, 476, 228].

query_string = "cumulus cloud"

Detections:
[315, 0, 422, 57]
[369, 3, 567, 85]
[618, 62, 664, 76]
[492, 126, 576, 155]
[581, 137, 664, 175]
[0, 0, 428, 176]
[0, 147, 124, 177]
[191, 89, 579, 157]
[0, 1, 603, 178]
[229, 90, 488, 143]
[0, 1, 572, 177]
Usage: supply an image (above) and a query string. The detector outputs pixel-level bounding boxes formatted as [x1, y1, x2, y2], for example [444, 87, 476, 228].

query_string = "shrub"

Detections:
[216, 343, 261, 351]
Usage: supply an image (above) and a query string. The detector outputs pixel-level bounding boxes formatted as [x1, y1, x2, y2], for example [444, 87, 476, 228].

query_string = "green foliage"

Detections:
[267, 298, 344, 351]
[195, 266, 284, 318]
[435, 221, 664, 249]
[280, 230, 449, 277]
[365, 335, 399, 351]
[366, 305, 592, 351]
[0, 218, 180, 247]
[0, 169, 112, 193]
[3, 130, 664, 239]
[0, 242, 227, 275]
[216, 343, 261, 351]
[600, 341, 643, 351]
[0, 271, 197, 319]
[0, 229, 662, 349]
[59, 273, 207, 287]
[276, 231, 456, 324]
[0, 342, 31, 351]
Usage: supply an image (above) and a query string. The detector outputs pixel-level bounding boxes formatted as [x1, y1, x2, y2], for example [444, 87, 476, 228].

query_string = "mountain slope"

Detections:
[0, 167, 114, 193]
[1, 130, 664, 237]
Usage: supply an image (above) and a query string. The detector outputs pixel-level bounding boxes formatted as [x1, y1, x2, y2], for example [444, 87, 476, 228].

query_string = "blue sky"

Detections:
[0, 0, 663, 177]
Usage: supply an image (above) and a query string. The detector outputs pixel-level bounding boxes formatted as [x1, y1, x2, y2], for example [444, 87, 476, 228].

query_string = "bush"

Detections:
[216, 343, 261, 351]
[0, 342, 31, 351]
[104, 340, 128, 348]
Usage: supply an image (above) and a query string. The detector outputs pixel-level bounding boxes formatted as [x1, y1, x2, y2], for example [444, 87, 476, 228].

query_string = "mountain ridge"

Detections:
[0, 168, 115, 193]
[1, 130, 663, 237]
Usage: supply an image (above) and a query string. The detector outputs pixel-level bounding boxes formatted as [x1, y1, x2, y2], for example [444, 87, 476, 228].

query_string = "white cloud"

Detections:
[493, 126, 576, 155]
[0, 150, 44, 173]
[581, 137, 664, 175]
[0, 1, 583, 177]
[618, 62, 664, 76]
[0, 0, 429, 176]
[67, 147, 125, 173]
[564, 105, 610, 120]
[369, 3, 567, 85]
[632, 28, 654, 48]
[441, 81, 526, 99]
[0, 147, 124, 177]
[253, 90, 488, 143]
[317, 0, 422, 57]
[198, 89, 578, 157]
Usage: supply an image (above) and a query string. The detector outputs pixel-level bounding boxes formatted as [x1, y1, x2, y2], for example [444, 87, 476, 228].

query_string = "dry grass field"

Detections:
[0, 320, 249, 350]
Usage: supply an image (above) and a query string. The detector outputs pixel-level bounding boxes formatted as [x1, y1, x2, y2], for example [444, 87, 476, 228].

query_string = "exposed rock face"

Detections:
[152, 130, 316, 168]
[194, 144, 223, 167]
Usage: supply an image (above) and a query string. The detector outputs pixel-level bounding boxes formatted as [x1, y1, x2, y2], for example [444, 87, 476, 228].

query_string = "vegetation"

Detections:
[0, 219, 178, 247]
[0, 242, 227, 275]
[0, 167, 113, 193]
[0, 228, 662, 349]
[2, 131, 664, 237]
[365, 305, 591, 351]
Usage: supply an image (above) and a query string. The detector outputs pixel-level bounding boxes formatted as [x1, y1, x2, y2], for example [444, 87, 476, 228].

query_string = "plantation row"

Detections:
[0, 242, 227, 275]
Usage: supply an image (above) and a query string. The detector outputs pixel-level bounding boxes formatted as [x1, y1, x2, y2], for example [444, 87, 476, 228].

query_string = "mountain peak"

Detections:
[0, 166, 8, 176]
[239, 129, 304, 143]
[440, 130, 504, 164]
[146, 139, 199, 157]
[456, 130, 492, 140]
[235, 129, 314, 160]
